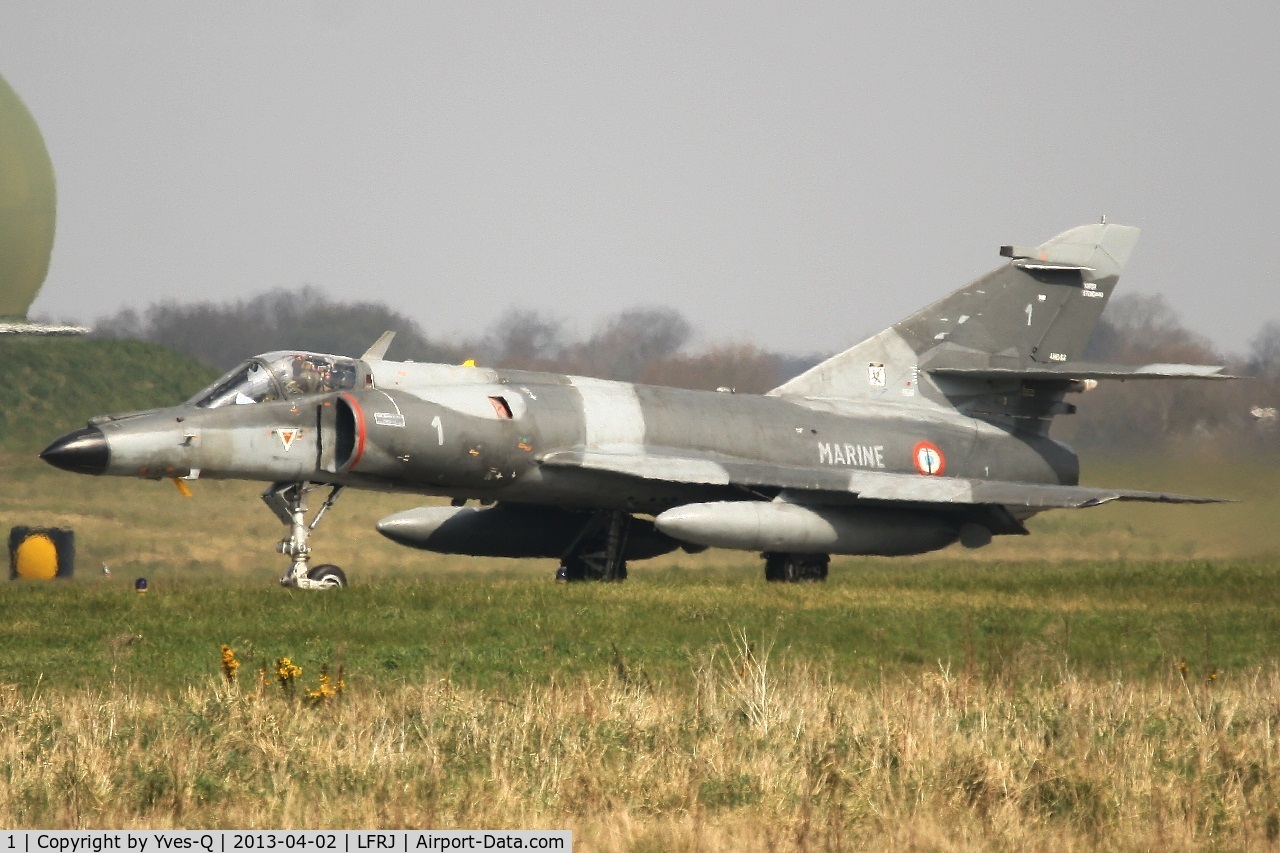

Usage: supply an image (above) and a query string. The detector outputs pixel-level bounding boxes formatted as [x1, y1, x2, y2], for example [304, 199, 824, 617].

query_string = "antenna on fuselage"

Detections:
[361, 331, 397, 361]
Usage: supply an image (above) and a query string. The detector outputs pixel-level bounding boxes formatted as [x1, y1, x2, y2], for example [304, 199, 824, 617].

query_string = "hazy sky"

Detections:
[3, 2, 1277, 356]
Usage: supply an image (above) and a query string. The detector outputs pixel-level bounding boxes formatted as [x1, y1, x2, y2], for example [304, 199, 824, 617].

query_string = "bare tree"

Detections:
[640, 345, 782, 393]
[93, 286, 457, 369]
[1064, 294, 1247, 449]
[564, 307, 693, 381]
[1247, 320, 1280, 384]
[480, 308, 565, 370]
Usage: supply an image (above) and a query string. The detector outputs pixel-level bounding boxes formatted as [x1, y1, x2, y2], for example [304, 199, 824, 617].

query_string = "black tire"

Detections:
[306, 564, 347, 589]
[764, 553, 787, 582]
[764, 553, 828, 583]
[792, 555, 828, 582]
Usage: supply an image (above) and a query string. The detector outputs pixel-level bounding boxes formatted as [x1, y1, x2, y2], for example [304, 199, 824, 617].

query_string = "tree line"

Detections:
[90, 287, 803, 395]
[89, 288, 1280, 451]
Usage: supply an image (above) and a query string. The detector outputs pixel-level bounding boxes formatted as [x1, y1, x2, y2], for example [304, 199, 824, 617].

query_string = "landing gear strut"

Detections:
[262, 482, 347, 589]
[558, 510, 631, 581]
[764, 552, 829, 582]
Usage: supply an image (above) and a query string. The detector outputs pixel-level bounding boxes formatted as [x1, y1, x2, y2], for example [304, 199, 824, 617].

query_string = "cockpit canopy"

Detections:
[189, 351, 360, 408]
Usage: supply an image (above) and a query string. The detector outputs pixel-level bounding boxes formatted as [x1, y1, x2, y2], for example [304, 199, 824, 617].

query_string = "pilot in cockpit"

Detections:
[288, 355, 323, 395]
[191, 352, 359, 408]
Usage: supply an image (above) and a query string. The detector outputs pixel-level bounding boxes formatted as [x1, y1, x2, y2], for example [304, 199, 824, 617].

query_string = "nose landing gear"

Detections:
[263, 482, 347, 589]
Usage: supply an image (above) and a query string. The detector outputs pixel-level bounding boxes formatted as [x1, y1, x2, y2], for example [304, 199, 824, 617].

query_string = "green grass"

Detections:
[2, 559, 1277, 694]
[2, 444, 1278, 696]
[0, 336, 219, 451]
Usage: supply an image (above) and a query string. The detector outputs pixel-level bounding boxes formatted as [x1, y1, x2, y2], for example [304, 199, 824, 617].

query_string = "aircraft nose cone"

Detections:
[40, 426, 109, 475]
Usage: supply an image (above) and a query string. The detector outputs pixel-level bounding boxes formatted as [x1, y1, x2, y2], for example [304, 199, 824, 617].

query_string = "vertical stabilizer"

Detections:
[771, 223, 1140, 406]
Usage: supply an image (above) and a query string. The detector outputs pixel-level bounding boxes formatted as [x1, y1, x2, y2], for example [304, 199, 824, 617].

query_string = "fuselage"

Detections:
[61, 354, 1079, 518]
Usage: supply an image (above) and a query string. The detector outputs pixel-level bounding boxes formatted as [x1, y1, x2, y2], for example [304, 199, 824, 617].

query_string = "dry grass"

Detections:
[3, 638, 1279, 850]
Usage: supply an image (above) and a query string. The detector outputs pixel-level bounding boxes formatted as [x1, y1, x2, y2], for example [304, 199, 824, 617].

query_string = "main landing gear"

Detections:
[263, 482, 348, 589]
[763, 552, 829, 582]
[557, 510, 631, 582]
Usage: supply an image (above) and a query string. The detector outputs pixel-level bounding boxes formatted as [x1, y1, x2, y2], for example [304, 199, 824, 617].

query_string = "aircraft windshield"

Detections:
[190, 352, 359, 408]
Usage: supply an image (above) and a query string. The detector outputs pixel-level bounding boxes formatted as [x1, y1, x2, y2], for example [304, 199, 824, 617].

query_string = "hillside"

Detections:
[0, 336, 219, 453]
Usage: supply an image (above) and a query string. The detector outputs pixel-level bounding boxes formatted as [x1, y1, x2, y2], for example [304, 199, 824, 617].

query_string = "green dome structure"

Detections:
[0, 72, 56, 321]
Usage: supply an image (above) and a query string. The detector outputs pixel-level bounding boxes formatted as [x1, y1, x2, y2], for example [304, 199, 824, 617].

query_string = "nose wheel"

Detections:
[262, 482, 347, 589]
[305, 564, 348, 588]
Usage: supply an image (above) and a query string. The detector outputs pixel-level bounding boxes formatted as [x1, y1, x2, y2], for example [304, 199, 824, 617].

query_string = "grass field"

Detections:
[2, 450, 1279, 847]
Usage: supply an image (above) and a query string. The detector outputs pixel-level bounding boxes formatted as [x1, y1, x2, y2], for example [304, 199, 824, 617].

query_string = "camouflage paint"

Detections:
[40, 224, 1233, 573]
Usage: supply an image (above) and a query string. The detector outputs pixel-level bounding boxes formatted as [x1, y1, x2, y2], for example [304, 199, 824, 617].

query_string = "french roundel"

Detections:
[912, 441, 945, 476]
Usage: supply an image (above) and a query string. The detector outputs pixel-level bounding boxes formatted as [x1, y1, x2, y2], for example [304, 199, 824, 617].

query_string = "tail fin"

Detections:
[772, 223, 1231, 433]
[771, 223, 1140, 402]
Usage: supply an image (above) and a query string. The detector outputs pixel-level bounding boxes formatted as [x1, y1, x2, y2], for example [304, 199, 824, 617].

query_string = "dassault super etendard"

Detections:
[42, 223, 1233, 588]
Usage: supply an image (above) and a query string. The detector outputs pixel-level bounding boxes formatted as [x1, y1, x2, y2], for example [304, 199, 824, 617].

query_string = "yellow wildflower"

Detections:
[220, 644, 240, 684]
[276, 657, 302, 689]
[307, 672, 336, 705]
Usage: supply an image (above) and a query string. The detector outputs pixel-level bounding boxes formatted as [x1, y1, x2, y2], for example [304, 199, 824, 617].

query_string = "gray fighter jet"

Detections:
[42, 223, 1231, 588]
